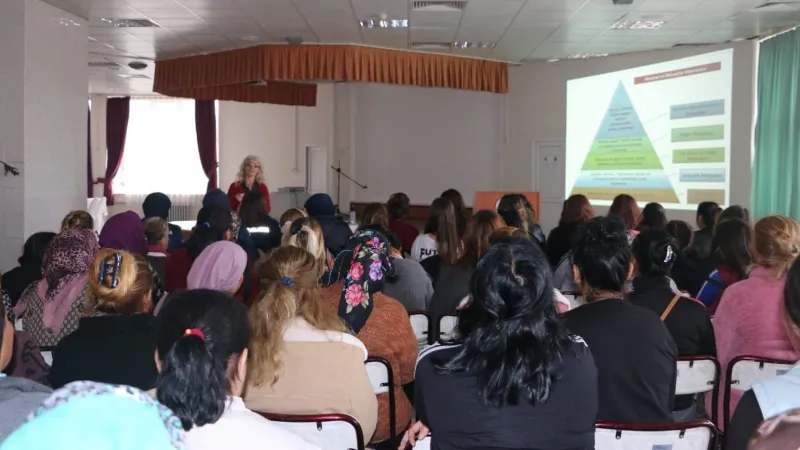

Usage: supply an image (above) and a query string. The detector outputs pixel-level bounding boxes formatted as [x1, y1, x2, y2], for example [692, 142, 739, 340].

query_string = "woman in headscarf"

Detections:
[99, 211, 165, 304]
[0, 381, 185, 449]
[186, 241, 258, 307]
[304, 193, 353, 256]
[142, 192, 183, 252]
[14, 229, 98, 348]
[203, 189, 258, 261]
[320, 229, 417, 444]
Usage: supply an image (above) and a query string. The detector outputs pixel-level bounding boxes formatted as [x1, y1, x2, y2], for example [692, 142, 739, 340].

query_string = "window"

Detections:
[113, 98, 213, 196]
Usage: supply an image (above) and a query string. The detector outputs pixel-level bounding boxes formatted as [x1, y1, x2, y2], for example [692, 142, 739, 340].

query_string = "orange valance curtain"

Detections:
[154, 44, 508, 104]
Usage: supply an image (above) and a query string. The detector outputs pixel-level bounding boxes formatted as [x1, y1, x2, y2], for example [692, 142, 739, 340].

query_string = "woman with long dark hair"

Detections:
[156, 289, 316, 449]
[403, 239, 597, 449]
[563, 216, 676, 423]
[546, 194, 594, 267]
[496, 194, 546, 250]
[696, 219, 753, 310]
[239, 190, 281, 254]
[637, 202, 668, 231]
[440, 189, 468, 238]
[410, 197, 460, 265]
[1, 232, 56, 306]
[386, 192, 419, 252]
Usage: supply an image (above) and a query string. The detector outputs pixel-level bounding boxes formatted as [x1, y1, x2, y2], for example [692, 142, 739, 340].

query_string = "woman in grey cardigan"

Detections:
[382, 232, 434, 312]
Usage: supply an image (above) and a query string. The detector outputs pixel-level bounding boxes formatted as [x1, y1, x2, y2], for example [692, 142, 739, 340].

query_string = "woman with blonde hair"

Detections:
[279, 208, 307, 235]
[60, 210, 94, 232]
[50, 249, 158, 390]
[711, 215, 800, 428]
[227, 155, 270, 213]
[245, 246, 377, 442]
[282, 217, 331, 279]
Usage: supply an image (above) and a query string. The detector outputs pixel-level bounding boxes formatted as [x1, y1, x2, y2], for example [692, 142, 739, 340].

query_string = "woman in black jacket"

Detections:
[545, 194, 594, 267]
[497, 194, 546, 251]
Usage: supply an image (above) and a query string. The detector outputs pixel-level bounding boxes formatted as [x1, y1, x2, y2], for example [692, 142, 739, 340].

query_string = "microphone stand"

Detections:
[330, 160, 367, 215]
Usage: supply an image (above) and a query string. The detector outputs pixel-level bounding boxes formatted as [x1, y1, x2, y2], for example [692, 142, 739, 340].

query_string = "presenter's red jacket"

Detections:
[227, 181, 270, 213]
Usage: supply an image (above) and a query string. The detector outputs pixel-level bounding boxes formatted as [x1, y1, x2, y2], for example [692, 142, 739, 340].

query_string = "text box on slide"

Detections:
[673, 147, 726, 163]
[679, 168, 726, 183]
[671, 125, 724, 143]
[688, 189, 725, 205]
[670, 100, 725, 120]
[634, 62, 722, 85]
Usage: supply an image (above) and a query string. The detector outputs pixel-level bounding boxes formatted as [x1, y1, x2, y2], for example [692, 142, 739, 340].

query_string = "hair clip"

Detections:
[203, 221, 211, 229]
[664, 245, 674, 263]
[183, 328, 205, 341]
[281, 276, 293, 287]
[98, 252, 122, 289]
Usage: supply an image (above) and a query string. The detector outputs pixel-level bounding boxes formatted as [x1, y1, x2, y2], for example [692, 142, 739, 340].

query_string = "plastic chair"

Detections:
[365, 356, 396, 439]
[676, 356, 720, 425]
[595, 420, 718, 450]
[256, 412, 365, 450]
[438, 315, 458, 343]
[407, 310, 429, 351]
[724, 355, 795, 430]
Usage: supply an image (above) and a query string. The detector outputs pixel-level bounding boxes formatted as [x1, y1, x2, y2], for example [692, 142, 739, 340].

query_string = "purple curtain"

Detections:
[195, 100, 218, 192]
[104, 97, 130, 205]
[87, 107, 93, 198]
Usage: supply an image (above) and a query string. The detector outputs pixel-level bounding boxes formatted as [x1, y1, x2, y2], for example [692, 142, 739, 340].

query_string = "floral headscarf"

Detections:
[329, 229, 394, 334]
[1, 381, 185, 449]
[42, 229, 98, 302]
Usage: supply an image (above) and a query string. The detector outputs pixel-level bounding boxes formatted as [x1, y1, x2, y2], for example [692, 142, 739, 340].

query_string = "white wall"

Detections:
[0, 0, 87, 271]
[345, 83, 506, 207]
[506, 42, 758, 231]
[218, 83, 334, 194]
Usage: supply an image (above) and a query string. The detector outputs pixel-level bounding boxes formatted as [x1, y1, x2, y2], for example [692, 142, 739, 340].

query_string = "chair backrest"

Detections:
[676, 356, 720, 425]
[414, 436, 432, 450]
[365, 356, 396, 439]
[724, 355, 795, 429]
[408, 311, 429, 350]
[595, 420, 717, 450]
[256, 412, 365, 450]
[438, 315, 458, 343]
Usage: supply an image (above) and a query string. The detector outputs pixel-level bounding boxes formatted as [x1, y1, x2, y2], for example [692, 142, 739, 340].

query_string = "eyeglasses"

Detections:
[246, 163, 260, 169]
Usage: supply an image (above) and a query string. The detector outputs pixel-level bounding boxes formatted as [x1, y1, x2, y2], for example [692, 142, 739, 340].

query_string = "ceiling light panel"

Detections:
[453, 41, 496, 49]
[412, 1, 468, 12]
[611, 20, 665, 29]
[359, 19, 408, 28]
[100, 18, 160, 27]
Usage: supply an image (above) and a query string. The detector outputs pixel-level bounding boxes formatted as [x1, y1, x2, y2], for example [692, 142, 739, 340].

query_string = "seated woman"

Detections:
[496, 193, 546, 250]
[142, 192, 184, 252]
[144, 217, 169, 281]
[245, 247, 377, 442]
[387, 193, 419, 252]
[412, 198, 460, 284]
[727, 258, 800, 450]
[428, 210, 504, 325]
[382, 232, 433, 312]
[2, 381, 185, 448]
[50, 249, 158, 390]
[156, 289, 316, 449]
[203, 188, 258, 261]
[239, 190, 281, 255]
[546, 194, 594, 267]
[404, 239, 597, 450]
[636, 202, 668, 232]
[165, 205, 233, 292]
[322, 230, 417, 443]
[1, 232, 56, 307]
[712, 215, 800, 428]
[279, 207, 307, 235]
[665, 220, 704, 296]
[15, 229, 99, 348]
[304, 193, 353, 256]
[285, 217, 332, 282]
[627, 229, 716, 420]
[60, 210, 94, 232]
[563, 216, 677, 423]
[186, 241, 257, 307]
[696, 219, 753, 311]
[608, 193, 641, 241]
[440, 189, 468, 239]
[99, 210, 165, 303]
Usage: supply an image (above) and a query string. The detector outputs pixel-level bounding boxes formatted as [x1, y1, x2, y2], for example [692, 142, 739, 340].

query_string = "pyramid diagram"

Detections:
[570, 81, 679, 203]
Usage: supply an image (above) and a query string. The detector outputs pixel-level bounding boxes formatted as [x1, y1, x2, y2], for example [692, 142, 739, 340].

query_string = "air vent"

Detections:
[412, 1, 468, 12]
[89, 60, 122, 68]
[411, 42, 452, 50]
[100, 18, 160, 28]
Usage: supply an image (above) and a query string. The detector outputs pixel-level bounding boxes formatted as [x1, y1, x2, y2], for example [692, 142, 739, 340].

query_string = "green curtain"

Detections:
[752, 27, 800, 220]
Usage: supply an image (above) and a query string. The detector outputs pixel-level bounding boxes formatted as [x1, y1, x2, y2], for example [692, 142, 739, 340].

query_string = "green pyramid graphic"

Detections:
[571, 82, 679, 203]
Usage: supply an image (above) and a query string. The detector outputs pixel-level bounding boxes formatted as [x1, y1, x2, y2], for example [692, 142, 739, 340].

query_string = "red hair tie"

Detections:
[183, 328, 205, 341]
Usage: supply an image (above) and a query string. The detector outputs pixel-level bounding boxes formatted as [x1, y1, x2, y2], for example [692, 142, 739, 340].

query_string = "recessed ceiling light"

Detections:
[453, 41, 496, 49]
[100, 18, 160, 28]
[568, 53, 610, 59]
[240, 35, 259, 42]
[359, 19, 408, 28]
[547, 58, 560, 62]
[611, 20, 664, 30]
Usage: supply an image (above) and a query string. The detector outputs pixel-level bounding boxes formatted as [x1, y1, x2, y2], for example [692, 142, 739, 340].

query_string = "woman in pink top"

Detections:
[711, 215, 800, 428]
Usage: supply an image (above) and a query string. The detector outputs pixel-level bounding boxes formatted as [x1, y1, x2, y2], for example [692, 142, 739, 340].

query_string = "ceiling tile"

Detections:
[410, 9, 462, 28]
[136, 8, 197, 19]
[410, 26, 456, 42]
[350, 0, 406, 20]
[636, 0, 705, 12]
[149, 17, 206, 26]
[522, 0, 590, 12]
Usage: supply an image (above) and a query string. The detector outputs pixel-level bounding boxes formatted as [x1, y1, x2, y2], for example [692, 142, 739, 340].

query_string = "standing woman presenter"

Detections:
[227, 155, 271, 213]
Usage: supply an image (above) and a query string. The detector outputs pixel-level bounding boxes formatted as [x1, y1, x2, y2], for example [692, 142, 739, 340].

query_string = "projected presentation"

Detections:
[565, 49, 733, 210]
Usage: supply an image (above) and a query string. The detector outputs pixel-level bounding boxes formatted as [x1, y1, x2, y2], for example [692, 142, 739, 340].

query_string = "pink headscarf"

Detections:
[34, 229, 99, 334]
[187, 241, 247, 293]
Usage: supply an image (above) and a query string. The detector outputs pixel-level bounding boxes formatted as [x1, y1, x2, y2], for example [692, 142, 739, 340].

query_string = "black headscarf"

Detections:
[142, 192, 171, 219]
[326, 229, 395, 334]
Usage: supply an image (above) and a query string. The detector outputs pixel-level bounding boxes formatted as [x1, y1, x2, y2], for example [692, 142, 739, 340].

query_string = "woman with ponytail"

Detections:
[244, 246, 377, 442]
[282, 217, 332, 280]
[50, 249, 158, 389]
[155, 289, 317, 449]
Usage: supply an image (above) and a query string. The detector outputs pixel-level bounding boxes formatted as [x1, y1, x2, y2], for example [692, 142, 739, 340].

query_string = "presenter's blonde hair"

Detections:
[236, 155, 265, 185]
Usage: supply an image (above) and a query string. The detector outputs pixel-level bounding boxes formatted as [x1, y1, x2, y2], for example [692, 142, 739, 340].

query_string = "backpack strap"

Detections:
[661, 294, 681, 321]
